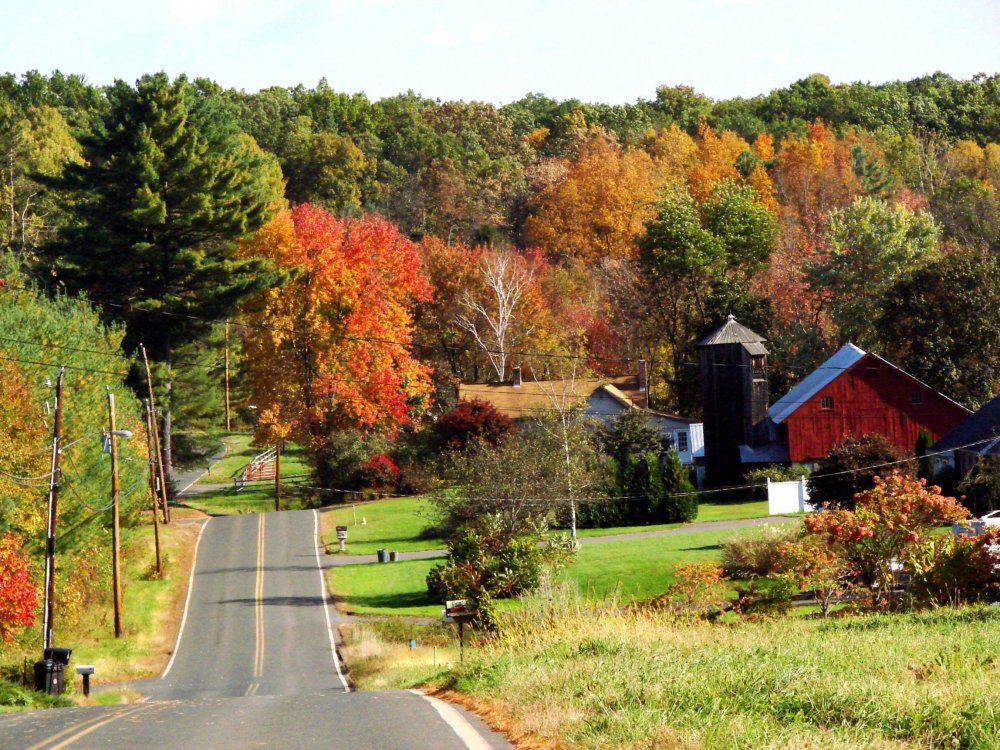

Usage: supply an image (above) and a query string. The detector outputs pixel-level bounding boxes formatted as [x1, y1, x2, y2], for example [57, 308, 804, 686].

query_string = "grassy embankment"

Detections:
[179, 433, 312, 516]
[441, 592, 1000, 749]
[0, 510, 204, 710]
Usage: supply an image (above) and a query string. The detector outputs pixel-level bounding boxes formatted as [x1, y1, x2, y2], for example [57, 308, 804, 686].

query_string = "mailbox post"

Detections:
[442, 599, 476, 663]
[335, 525, 347, 552]
[75, 665, 95, 697]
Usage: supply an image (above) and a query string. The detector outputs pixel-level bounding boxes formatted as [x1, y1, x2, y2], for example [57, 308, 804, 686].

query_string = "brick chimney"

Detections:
[512, 366, 521, 388]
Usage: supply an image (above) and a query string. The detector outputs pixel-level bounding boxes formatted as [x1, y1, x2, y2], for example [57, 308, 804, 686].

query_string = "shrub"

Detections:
[435, 399, 514, 451]
[957, 455, 1000, 517]
[804, 472, 969, 607]
[356, 454, 400, 490]
[775, 537, 847, 617]
[722, 525, 799, 578]
[734, 575, 797, 620]
[744, 463, 812, 485]
[426, 514, 576, 629]
[809, 434, 914, 509]
[662, 561, 728, 619]
[910, 528, 1000, 606]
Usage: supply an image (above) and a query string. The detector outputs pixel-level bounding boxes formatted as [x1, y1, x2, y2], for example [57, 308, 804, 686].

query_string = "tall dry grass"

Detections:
[451, 584, 1000, 749]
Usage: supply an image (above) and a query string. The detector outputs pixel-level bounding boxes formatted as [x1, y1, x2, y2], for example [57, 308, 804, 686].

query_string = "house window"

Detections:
[676, 431, 689, 453]
[820, 396, 834, 410]
[911, 391, 924, 405]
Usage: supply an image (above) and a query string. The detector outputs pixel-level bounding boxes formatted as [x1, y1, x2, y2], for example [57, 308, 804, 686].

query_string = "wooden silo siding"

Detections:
[784, 355, 970, 463]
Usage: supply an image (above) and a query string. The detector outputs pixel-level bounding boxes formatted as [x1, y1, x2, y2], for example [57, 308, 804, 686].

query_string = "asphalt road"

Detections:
[0, 510, 510, 750]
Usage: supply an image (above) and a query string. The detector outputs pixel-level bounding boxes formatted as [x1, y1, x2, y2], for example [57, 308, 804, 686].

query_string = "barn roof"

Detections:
[768, 343, 866, 424]
[696, 314, 767, 347]
[933, 394, 1000, 455]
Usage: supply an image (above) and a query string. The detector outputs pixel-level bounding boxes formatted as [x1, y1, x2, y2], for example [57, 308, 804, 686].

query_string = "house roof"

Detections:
[458, 374, 647, 419]
[769, 343, 866, 424]
[697, 315, 768, 347]
[933, 394, 1000, 454]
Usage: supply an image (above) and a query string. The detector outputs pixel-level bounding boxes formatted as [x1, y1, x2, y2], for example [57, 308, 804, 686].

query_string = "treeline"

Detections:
[1, 68, 999, 476]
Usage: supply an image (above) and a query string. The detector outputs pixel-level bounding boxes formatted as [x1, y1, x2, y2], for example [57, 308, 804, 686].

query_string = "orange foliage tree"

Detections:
[238, 205, 433, 449]
[525, 133, 661, 262]
[0, 532, 38, 644]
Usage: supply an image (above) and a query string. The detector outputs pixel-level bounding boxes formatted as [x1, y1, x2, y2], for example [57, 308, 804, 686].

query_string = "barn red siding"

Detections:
[784, 354, 970, 463]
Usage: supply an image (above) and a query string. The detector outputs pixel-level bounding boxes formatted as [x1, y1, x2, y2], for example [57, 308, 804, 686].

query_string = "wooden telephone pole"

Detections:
[144, 399, 163, 577]
[107, 391, 124, 639]
[224, 321, 231, 431]
[140, 344, 170, 524]
[41, 368, 64, 652]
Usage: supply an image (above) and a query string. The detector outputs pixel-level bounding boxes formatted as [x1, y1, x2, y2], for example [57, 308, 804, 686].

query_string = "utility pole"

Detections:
[42, 368, 64, 652]
[274, 441, 282, 512]
[144, 399, 163, 577]
[224, 321, 231, 432]
[107, 391, 124, 638]
[140, 344, 170, 524]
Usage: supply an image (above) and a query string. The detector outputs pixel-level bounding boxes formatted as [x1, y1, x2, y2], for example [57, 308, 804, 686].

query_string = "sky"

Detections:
[2, 0, 998, 104]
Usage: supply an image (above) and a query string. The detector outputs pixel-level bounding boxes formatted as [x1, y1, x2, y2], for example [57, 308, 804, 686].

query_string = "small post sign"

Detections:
[336, 525, 347, 552]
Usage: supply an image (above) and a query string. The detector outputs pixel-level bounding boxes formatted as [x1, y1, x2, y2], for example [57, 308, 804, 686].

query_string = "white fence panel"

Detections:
[767, 477, 815, 515]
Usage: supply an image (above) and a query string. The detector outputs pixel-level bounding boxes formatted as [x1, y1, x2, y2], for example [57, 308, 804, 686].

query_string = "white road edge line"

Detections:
[162, 518, 210, 678]
[411, 690, 495, 750]
[314, 509, 351, 692]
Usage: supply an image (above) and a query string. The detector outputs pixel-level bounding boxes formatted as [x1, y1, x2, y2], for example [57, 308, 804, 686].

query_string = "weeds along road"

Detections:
[0, 510, 510, 750]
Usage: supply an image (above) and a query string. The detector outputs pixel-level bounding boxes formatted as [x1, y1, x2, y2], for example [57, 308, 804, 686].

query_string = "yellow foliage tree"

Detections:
[525, 133, 661, 262]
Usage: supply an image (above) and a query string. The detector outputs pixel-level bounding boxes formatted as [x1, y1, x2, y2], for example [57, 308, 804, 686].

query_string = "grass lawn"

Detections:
[194, 433, 310, 486]
[327, 525, 781, 617]
[321, 497, 440, 556]
[569, 528, 752, 602]
[328, 558, 443, 617]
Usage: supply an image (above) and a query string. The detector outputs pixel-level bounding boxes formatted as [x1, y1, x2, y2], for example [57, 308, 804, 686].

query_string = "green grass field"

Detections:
[327, 524, 781, 617]
[321, 497, 439, 555]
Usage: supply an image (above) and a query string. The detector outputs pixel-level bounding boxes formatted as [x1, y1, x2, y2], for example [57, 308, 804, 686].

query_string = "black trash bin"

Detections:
[45, 647, 72, 666]
[377, 548, 388, 563]
[34, 659, 64, 695]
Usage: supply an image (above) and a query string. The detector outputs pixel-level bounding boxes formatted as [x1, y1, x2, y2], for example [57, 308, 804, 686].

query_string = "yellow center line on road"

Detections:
[254, 513, 266, 679]
[25, 704, 156, 750]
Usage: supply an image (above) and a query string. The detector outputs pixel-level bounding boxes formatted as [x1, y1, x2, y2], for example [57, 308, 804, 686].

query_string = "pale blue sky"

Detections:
[2, 0, 998, 104]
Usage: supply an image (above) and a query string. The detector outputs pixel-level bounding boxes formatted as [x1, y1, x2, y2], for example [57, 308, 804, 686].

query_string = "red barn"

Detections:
[768, 344, 971, 464]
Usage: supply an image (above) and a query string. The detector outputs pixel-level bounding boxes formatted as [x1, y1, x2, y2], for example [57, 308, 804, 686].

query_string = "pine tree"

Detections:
[43, 73, 280, 472]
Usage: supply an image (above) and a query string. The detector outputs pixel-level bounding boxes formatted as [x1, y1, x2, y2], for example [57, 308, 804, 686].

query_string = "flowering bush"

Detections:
[803, 472, 969, 607]
[356, 453, 400, 489]
[0, 533, 38, 644]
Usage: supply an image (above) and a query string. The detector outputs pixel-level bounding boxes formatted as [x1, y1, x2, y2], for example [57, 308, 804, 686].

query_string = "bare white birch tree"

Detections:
[456, 248, 534, 382]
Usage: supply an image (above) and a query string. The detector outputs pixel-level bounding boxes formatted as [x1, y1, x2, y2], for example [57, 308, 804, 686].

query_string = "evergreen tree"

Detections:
[43, 73, 280, 472]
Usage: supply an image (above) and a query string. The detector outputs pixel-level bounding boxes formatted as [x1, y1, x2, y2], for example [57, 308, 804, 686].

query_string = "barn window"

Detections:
[820, 396, 834, 410]
[911, 391, 924, 405]
[676, 431, 689, 453]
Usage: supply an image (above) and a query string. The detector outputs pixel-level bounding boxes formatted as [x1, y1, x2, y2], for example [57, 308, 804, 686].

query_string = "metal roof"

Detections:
[932, 393, 1000, 453]
[696, 315, 767, 347]
[768, 343, 866, 424]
